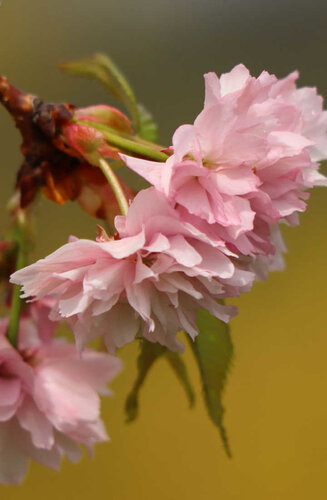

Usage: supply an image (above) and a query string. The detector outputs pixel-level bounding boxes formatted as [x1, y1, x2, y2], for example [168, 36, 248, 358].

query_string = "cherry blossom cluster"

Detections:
[11, 64, 327, 356]
[1, 62, 326, 484]
[0, 300, 121, 484]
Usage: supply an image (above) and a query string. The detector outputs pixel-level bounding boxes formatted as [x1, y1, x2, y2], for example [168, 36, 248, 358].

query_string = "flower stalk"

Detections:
[7, 217, 28, 347]
[76, 120, 169, 162]
[98, 158, 129, 216]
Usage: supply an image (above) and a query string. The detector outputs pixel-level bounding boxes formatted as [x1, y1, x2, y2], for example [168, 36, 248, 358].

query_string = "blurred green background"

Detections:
[1, 0, 327, 498]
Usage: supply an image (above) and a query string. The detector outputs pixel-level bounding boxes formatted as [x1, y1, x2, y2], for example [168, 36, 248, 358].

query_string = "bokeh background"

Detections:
[1, 0, 327, 498]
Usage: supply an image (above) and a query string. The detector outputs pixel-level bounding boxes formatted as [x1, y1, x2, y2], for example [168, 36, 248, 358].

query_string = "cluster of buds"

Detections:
[1, 55, 327, 483]
[0, 76, 135, 226]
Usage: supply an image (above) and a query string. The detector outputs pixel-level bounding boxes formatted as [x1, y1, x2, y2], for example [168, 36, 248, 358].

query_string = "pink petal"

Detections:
[17, 397, 54, 449]
[219, 64, 250, 97]
[102, 230, 145, 258]
[120, 154, 163, 189]
[34, 363, 100, 427]
[175, 178, 213, 222]
[204, 72, 221, 107]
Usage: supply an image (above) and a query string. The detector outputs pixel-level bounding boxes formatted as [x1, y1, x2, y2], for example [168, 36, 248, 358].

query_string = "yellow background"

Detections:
[0, 1, 327, 498]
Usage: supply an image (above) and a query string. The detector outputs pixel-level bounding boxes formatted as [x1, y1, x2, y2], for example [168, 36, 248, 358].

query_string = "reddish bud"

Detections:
[75, 105, 132, 134]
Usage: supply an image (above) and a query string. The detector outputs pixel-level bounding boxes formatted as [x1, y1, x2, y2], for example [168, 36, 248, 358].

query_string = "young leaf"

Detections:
[188, 309, 234, 456]
[137, 103, 158, 143]
[125, 339, 195, 422]
[60, 53, 140, 132]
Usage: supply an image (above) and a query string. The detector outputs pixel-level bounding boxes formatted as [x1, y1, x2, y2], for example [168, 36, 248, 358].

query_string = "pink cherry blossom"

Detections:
[11, 188, 255, 354]
[0, 304, 121, 484]
[121, 64, 327, 256]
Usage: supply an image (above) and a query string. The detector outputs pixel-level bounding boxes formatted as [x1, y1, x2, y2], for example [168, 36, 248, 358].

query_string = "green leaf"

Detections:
[137, 103, 158, 143]
[125, 341, 165, 423]
[189, 309, 234, 456]
[125, 339, 195, 423]
[60, 53, 140, 132]
[165, 350, 195, 408]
